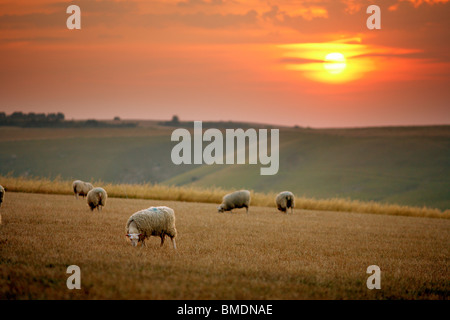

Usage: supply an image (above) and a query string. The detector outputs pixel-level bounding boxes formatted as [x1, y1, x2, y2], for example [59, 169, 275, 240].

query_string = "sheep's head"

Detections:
[126, 233, 142, 247]
[217, 205, 224, 213]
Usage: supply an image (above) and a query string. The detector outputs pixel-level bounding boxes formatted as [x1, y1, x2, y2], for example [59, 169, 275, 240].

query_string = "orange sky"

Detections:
[0, 0, 449, 127]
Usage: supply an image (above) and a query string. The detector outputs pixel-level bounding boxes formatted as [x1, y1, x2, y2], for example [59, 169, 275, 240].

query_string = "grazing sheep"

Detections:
[276, 191, 295, 214]
[0, 185, 4, 207]
[72, 180, 93, 199]
[218, 190, 251, 214]
[125, 206, 177, 249]
[87, 187, 107, 211]
[0, 185, 3, 225]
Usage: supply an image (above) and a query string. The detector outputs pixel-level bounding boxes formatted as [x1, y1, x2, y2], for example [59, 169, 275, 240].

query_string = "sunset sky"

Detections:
[0, 0, 449, 127]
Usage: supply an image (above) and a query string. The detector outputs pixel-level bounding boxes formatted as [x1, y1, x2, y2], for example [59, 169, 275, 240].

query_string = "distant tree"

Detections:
[27, 112, 36, 120]
[85, 119, 99, 127]
[56, 112, 65, 121]
[47, 113, 57, 121]
[0, 111, 140, 128]
[10, 112, 24, 120]
[114, 116, 121, 121]
[36, 113, 46, 120]
[171, 115, 180, 124]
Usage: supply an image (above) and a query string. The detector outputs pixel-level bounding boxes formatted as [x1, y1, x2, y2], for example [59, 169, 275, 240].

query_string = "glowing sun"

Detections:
[323, 52, 347, 74]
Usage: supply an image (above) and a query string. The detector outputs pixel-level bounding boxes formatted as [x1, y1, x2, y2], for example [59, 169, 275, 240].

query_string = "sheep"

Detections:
[125, 206, 177, 249]
[86, 187, 107, 211]
[217, 190, 251, 214]
[0, 185, 3, 225]
[275, 191, 295, 214]
[0, 185, 4, 208]
[72, 180, 93, 199]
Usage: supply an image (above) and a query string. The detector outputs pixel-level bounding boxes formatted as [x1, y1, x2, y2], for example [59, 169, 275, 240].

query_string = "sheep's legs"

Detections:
[160, 235, 165, 247]
[171, 237, 177, 250]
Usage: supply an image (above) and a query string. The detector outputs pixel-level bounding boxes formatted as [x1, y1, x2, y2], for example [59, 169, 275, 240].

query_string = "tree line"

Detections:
[0, 112, 136, 128]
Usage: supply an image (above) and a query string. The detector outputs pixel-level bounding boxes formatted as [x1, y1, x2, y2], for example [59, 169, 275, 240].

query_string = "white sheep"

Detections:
[0, 185, 4, 208]
[217, 190, 251, 214]
[72, 180, 93, 199]
[125, 206, 177, 249]
[275, 191, 295, 214]
[87, 187, 107, 211]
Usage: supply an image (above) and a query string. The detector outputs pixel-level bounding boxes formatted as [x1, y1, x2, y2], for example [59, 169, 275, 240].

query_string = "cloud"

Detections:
[177, 0, 225, 7]
[0, 12, 63, 29]
[174, 10, 259, 29]
[341, 0, 362, 14]
[0, 0, 258, 31]
[0, 36, 67, 44]
[263, 4, 328, 23]
[0, 0, 449, 53]
[278, 57, 325, 64]
[128, 10, 259, 29]
[0, 0, 138, 29]
[398, 0, 449, 8]
[49, 0, 138, 13]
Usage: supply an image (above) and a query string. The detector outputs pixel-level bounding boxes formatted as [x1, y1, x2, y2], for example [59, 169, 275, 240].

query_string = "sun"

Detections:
[323, 52, 347, 74]
[280, 43, 374, 83]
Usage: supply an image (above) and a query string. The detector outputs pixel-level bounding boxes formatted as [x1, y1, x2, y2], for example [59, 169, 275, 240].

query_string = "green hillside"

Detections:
[0, 125, 449, 209]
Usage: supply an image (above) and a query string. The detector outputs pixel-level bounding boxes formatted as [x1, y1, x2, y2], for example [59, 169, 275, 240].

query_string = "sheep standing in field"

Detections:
[87, 187, 107, 211]
[126, 206, 177, 249]
[0, 185, 4, 224]
[0, 185, 4, 208]
[217, 190, 251, 214]
[72, 180, 93, 199]
[276, 191, 295, 214]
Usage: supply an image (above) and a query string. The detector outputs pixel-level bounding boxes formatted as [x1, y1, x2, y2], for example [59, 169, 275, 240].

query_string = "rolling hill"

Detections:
[0, 123, 449, 209]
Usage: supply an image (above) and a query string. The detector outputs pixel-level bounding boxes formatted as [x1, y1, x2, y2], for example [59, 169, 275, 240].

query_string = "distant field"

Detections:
[0, 192, 448, 299]
[0, 125, 449, 210]
[1, 176, 447, 219]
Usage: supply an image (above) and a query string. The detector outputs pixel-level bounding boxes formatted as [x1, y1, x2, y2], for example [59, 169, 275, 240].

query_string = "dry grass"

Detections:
[0, 192, 449, 300]
[0, 175, 448, 219]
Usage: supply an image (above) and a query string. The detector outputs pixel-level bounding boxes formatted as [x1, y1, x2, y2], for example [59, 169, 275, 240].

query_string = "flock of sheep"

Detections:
[0, 181, 295, 249]
[72, 180, 107, 211]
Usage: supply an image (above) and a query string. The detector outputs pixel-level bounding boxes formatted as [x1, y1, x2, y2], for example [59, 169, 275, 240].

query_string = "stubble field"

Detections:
[0, 192, 448, 299]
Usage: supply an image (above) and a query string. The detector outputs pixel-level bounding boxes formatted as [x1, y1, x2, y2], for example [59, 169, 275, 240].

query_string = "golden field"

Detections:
[1, 175, 448, 219]
[0, 192, 448, 299]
